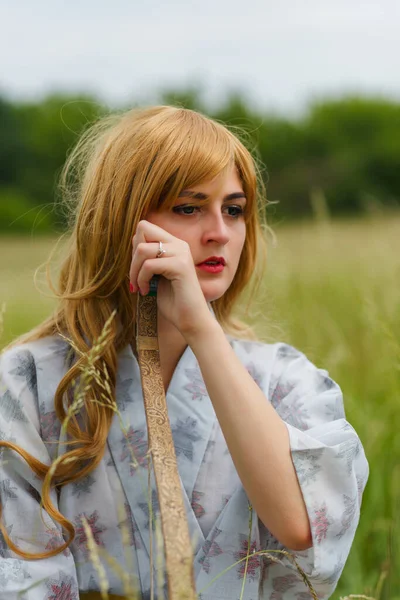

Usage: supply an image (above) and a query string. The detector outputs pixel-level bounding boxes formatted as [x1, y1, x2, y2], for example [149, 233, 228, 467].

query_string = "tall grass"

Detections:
[1, 212, 399, 598]
[243, 212, 400, 599]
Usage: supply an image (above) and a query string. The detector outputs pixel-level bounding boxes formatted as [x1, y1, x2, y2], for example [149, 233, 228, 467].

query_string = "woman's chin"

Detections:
[200, 284, 229, 303]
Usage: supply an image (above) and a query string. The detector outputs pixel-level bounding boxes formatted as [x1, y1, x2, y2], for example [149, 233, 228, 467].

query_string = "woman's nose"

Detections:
[201, 212, 230, 245]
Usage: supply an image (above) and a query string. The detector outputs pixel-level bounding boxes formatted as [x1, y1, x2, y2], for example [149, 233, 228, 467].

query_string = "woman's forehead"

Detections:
[181, 164, 243, 193]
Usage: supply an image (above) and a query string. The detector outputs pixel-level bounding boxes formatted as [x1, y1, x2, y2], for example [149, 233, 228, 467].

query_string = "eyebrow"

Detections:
[178, 191, 247, 201]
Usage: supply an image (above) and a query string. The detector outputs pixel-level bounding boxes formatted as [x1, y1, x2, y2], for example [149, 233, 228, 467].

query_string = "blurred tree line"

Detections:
[0, 89, 399, 233]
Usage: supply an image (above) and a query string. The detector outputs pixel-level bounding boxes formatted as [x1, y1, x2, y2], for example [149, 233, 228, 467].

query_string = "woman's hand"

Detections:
[129, 220, 213, 338]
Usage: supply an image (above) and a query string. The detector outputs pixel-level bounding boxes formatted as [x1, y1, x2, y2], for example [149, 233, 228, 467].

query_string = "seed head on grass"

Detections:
[81, 515, 110, 600]
[98, 547, 141, 600]
[58, 309, 118, 435]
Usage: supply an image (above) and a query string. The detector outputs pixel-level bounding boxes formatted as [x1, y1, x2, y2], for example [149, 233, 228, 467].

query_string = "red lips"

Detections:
[197, 256, 226, 266]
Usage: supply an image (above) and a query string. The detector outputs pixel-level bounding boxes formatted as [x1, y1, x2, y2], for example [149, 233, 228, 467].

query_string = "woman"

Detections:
[0, 106, 368, 599]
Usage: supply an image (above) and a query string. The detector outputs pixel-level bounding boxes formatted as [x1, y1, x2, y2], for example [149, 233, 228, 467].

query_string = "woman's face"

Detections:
[146, 163, 247, 302]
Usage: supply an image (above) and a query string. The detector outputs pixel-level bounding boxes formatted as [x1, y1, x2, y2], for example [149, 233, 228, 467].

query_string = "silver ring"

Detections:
[156, 241, 166, 258]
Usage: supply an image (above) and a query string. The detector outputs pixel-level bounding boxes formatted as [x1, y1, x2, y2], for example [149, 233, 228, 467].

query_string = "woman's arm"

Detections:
[184, 317, 313, 551]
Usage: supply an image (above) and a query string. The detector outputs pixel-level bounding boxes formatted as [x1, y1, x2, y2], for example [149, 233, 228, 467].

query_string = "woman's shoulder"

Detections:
[0, 336, 73, 429]
[229, 336, 338, 391]
[228, 336, 303, 365]
[1, 334, 70, 363]
[0, 335, 71, 387]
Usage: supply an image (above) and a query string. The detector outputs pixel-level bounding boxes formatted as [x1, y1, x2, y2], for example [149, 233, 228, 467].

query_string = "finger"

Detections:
[133, 220, 174, 247]
[131, 220, 146, 254]
[130, 221, 160, 289]
[129, 242, 169, 289]
[129, 228, 146, 292]
[136, 257, 178, 295]
[130, 220, 176, 291]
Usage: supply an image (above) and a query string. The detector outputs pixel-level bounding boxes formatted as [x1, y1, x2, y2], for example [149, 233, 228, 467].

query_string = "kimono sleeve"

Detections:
[0, 346, 79, 600]
[268, 343, 369, 598]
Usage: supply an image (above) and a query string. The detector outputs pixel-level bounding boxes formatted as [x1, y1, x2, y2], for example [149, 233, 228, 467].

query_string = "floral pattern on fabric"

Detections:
[45, 571, 79, 600]
[291, 449, 325, 486]
[39, 402, 60, 441]
[215, 494, 231, 520]
[336, 438, 361, 476]
[325, 395, 345, 421]
[278, 396, 310, 430]
[270, 573, 303, 599]
[0, 479, 18, 504]
[311, 502, 333, 545]
[191, 490, 206, 519]
[48, 341, 74, 364]
[184, 367, 208, 401]
[336, 494, 358, 539]
[269, 381, 295, 410]
[73, 511, 106, 558]
[44, 528, 71, 557]
[171, 417, 202, 461]
[0, 389, 29, 423]
[45, 536, 71, 557]
[9, 350, 38, 396]
[120, 426, 148, 472]
[0, 335, 369, 599]
[0, 559, 31, 588]
[199, 528, 223, 574]
[234, 536, 261, 581]
[245, 362, 264, 388]
[0, 524, 13, 558]
[116, 376, 134, 412]
[71, 474, 96, 497]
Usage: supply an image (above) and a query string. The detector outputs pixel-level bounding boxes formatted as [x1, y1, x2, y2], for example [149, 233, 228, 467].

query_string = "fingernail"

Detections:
[129, 282, 134, 293]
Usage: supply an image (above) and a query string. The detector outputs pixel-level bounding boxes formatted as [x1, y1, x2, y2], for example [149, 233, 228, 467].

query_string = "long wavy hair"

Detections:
[0, 105, 268, 559]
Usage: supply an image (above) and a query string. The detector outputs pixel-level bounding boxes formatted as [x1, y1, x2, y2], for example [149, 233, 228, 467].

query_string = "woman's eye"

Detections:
[224, 205, 244, 218]
[172, 204, 244, 217]
[172, 205, 200, 215]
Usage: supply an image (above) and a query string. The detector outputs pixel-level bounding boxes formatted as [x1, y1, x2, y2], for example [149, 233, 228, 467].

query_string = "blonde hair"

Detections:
[0, 105, 268, 558]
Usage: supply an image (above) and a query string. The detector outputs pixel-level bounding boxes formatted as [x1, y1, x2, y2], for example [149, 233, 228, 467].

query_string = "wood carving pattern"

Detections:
[136, 294, 197, 600]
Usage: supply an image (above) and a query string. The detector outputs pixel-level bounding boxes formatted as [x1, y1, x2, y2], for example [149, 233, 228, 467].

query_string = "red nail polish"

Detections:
[129, 282, 134, 293]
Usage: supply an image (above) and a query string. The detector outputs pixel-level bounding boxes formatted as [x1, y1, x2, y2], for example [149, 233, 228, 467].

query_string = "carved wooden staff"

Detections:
[135, 281, 197, 600]
[82, 279, 196, 600]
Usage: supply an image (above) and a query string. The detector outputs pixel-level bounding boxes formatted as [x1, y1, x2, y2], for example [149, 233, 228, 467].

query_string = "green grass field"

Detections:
[1, 213, 399, 599]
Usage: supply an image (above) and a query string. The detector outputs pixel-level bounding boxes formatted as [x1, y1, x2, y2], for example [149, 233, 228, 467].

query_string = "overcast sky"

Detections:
[1, 0, 399, 115]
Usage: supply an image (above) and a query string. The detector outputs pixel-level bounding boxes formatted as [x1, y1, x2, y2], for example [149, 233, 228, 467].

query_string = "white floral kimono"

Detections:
[0, 330, 369, 599]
